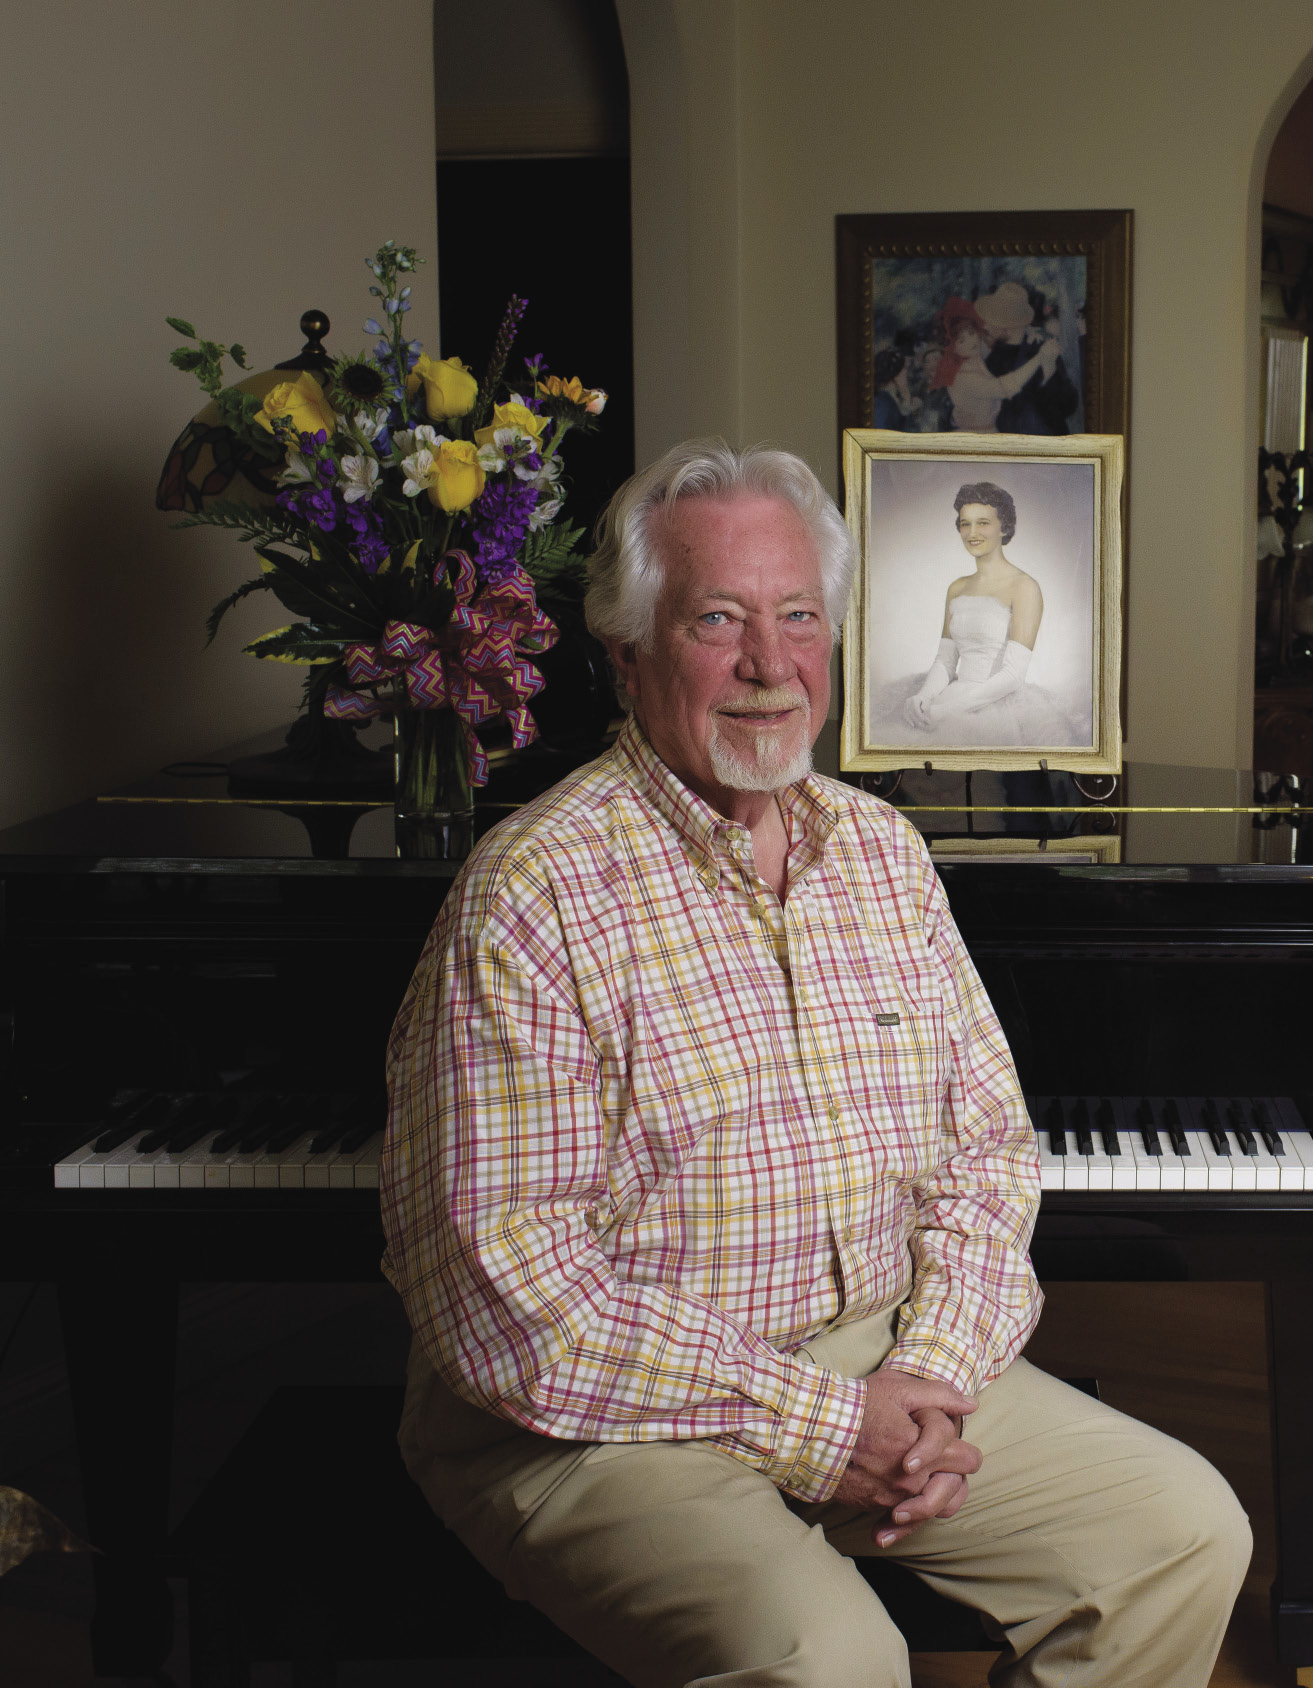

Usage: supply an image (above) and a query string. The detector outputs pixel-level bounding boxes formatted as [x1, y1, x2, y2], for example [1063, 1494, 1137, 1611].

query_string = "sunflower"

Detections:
[328, 352, 399, 415]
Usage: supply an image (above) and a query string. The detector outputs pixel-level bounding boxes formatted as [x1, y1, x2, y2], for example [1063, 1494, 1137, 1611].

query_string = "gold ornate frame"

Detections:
[835, 209, 1132, 452]
[840, 429, 1124, 776]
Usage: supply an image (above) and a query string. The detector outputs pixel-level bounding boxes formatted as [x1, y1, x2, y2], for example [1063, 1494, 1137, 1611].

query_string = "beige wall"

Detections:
[0, 0, 438, 829]
[618, 0, 1313, 769]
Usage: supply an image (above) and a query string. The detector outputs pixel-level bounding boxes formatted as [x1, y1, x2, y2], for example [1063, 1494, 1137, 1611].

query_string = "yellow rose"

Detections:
[473, 400, 548, 447]
[428, 438, 485, 512]
[406, 353, 478, 420]
[254, 371, 336, 438]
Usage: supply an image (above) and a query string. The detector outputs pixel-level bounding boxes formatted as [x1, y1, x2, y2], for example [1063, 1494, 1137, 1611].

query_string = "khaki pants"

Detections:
[399, 1310, 1251, 1688]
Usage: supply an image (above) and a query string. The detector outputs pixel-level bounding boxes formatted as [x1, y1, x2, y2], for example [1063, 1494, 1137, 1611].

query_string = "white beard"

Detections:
[707, 720, 813, 793]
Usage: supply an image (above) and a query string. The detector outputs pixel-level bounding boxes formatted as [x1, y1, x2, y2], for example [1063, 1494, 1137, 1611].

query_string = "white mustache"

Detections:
[717, 689, 808, 716]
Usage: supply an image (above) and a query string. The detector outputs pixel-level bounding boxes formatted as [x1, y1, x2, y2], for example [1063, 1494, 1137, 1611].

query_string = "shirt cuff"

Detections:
[765, 1368, 868, 1503]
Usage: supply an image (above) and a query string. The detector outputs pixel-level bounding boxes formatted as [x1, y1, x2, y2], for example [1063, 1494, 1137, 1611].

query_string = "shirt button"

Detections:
[827, 1104, 841, 1122]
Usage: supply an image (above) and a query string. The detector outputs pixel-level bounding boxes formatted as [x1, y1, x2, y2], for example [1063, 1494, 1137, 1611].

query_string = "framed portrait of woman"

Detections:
[840, 429, 1123, 775]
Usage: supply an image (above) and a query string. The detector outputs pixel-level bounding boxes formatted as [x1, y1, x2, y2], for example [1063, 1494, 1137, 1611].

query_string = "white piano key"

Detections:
[1269, 1100, 1313, 1191]
[1162, 1099, 1209, 1190]
[1100, 1099, 1138, 1190]
[1236, 1099, 1283, 1191]
[54, 1135, 109, 1188]
[1127, 1128, 1162, 1191]
[81, 1132, 155, 1189]
[353, 1138, 382, 1189]
[1037, 1139, 1068, 1190]
[253, 1133, 316, 1189]
[1185, 1100, 1236, 1191]
[330, 1137, 380, 1189]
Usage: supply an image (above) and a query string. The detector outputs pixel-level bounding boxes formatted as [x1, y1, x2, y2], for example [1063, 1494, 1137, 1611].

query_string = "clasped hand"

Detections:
[904, 692, 937, 729]
[832, 1366, 981, 1547]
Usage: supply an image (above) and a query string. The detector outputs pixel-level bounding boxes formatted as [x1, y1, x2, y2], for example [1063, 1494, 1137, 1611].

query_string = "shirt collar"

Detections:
[612, 714, 841, 883]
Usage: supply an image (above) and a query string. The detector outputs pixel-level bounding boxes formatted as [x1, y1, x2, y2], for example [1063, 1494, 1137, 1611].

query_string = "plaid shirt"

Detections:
[382, 716, 1040, 1503]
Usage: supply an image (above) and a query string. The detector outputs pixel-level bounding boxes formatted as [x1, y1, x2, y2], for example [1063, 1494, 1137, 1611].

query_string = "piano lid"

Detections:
[0, 721, 1310, 872]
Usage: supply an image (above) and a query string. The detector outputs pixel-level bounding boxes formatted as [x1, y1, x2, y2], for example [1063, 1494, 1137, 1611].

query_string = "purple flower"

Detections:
[343, 501, 389, 575]
[304, 487, 338, 531]
[463, 475, 541, 581]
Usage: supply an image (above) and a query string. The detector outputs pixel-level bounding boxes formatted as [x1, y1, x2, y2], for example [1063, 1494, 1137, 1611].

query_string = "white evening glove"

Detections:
[904, 638, 958, 728]
[933, 639, 1032, 715]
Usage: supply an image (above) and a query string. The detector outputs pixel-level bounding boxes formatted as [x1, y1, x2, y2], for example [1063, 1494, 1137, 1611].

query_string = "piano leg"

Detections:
[1268, 1277, 1313, 1671]
[57, 1275, 179, 1676]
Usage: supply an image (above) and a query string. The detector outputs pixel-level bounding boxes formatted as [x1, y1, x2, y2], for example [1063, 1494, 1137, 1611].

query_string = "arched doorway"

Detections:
[1254, 70, 1313, 777]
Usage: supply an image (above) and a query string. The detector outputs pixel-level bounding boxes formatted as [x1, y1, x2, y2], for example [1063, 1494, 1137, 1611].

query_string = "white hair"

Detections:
[584, 438, 856, 652]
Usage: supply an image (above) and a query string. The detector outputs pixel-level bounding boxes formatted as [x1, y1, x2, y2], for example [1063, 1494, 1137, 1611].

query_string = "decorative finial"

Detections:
[275, 310, 333, 374]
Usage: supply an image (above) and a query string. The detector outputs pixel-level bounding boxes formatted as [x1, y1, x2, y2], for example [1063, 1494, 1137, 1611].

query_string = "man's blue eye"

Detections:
[701, 612, 728, 625]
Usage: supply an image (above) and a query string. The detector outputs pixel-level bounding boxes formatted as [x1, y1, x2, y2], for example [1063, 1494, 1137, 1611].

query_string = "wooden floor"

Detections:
[0, 1281, 1291, 1686]
[911, 1280, 1283, 1688]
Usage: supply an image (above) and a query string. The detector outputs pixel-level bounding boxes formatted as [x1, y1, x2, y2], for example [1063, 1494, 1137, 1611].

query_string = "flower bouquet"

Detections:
[165, 239, 606, 849]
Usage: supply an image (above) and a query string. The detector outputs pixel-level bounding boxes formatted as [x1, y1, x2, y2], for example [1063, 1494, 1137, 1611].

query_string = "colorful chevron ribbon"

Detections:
[322, 551, 558, 785]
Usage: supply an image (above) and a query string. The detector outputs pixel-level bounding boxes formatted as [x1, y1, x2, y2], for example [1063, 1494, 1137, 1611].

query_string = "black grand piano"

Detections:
[3, 741, 1313, 1677]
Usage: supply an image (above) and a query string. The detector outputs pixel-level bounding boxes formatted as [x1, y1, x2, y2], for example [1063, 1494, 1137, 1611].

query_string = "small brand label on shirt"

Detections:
[875, 1012, 901, 1026]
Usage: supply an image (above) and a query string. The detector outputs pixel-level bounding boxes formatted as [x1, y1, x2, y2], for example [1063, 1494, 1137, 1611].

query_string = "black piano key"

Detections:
[1069, 1098, 1094, 1157]
[236, 1106, 284, 1155]
[138, 1097, 198, 1154]
[1096, 1098, 1121, 1155]
[93, 1092, 169, 1153]
[1041, 1097, 1067, 1154]
[210, 1095, 271, 1155]
[1161, 1098, 1191, 1155]
[336, 1121, 382, 1154]
[1226, 1100, 1257, 1155]
[1252, 1101, 1284, 1155]
[1135, 1098, 1163, 1155]
[309, 1120, 352, 1155]
[166, 1105, 222, 1154]
[265, 1122, 311, 1153]
[1200, 1098, 1229, 1155]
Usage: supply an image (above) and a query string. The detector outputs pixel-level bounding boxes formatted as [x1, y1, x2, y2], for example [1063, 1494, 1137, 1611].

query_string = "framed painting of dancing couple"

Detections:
[834, 209, 1132, 448]
[840, 430, 1123, 775]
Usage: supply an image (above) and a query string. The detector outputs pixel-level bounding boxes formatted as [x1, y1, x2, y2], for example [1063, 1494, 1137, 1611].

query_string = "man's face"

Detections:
[608, 493, 832, 811]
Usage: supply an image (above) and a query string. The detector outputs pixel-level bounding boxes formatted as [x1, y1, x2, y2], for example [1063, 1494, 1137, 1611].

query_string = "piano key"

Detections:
[1160, 1097, 1191, 1157]
[1057, 1097, 1114, 1189]
[1095, 1098, 1123, 1158]
[1272, 1099, 1313, 1190]
[1068, 1097, 1095, 1158]
[1252, 1099, 1283, 1155]
[1127, 1127, 1162, 1191]
[330, 1135, 382, 1189]
[94, 1092, 170, 1153]
[1134, 1097, 1163, 1156]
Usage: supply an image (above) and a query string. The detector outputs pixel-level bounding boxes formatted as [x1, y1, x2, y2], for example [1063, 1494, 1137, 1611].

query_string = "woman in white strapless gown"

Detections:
[869, 481, 1084, 749]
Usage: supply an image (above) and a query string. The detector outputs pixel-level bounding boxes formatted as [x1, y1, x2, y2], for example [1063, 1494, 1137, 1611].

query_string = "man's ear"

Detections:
[606, 638, 640, 703]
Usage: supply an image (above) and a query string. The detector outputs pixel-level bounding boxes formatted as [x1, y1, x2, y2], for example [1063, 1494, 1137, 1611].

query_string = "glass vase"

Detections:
[393, 706, 473, 859]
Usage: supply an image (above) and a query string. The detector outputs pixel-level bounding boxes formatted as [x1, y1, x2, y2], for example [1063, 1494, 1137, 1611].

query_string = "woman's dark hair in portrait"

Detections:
[953, 480, 1017, 544]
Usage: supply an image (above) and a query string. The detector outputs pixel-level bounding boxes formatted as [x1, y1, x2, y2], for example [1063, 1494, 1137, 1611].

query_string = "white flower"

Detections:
[393, 424, 442, 459]
[338, 454, 380, 503]
[351, 408, 388, 443]
[279, 449, 316, 486]
[514, 455, 562, 489]
[528, 496, 563, 530]
[476, 442, 508, 474]
[401, 448, 436, 498]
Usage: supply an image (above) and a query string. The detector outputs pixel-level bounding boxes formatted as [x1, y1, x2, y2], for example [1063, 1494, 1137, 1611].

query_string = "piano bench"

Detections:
[167, 1379, 1093, 1685]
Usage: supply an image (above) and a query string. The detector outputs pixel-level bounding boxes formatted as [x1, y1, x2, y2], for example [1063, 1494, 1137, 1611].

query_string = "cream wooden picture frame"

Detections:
[840, 429, 1123, 775]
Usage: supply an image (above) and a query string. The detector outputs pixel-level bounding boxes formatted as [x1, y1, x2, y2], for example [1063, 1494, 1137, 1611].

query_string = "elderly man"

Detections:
[382, 440, 1248, 1688]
